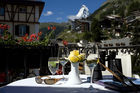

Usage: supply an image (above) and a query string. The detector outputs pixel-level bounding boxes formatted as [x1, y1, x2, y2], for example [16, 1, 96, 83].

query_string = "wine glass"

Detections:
[59, 47, 69, 78]
[86, 59, 97, 85]
[48, 57, 59, 76]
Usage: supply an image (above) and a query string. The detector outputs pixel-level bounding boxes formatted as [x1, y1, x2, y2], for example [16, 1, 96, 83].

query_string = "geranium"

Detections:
[22, 34, 28, 41]
[0, 24, 10, 30]
[52, 26, 56, 30]
[0, 24, 12, 40]
[63, 40, 68, 46]
[48, 26, 56, 31]
[38, 31, 42, 36]
[37, 36, 39, 40]
[48, 26, 50, 30]
[21, 32, 42, 42]
[30, 34, 37, 40]
[68, 50, 85, 63]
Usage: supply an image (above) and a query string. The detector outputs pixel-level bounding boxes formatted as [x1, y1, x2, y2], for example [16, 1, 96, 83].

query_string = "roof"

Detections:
[75, 19, 91, 23]
[106, 15, 121, 19]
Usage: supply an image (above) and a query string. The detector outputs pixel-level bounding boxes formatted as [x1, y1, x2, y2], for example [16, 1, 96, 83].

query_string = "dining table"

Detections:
[0, 75, 140, 93]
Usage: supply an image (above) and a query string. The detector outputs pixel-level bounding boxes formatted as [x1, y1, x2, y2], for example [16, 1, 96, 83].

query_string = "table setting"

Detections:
[0, 49, 140, 93]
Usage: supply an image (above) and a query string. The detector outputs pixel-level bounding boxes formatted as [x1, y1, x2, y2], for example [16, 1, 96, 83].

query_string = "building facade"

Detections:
[70, 19, 91, 32]
[0, 0, 44, 38]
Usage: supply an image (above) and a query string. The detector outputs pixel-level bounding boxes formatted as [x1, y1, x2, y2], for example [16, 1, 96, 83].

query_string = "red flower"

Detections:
[23, 37, 27, 41]
[3, 24, 7, 29]
[37, 36, 39, 40]
[25, 33, 28, 37]
[30, 34, 37, 39]
[22, 37, 27, 42]
[38, 31, 42, 36]
[1, 26, 4, 30]
[52, 26, 56, 30]
[28, 38, 33, 42]
[48, 26, 50, 30]
[63, 40, 68, 46]
[0, 24, 10, 30]
[22, 33, 29, 41]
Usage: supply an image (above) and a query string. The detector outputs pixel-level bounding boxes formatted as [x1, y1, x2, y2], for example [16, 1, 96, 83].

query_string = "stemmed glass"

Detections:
[48, 57, 59, 76]
[59, 47, 69, 78]
[86, 59, 97, 85]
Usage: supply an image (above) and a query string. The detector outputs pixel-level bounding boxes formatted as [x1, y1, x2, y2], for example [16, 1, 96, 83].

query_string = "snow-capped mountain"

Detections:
[76, 5, 89, 19]
[69, 5, 89, 21]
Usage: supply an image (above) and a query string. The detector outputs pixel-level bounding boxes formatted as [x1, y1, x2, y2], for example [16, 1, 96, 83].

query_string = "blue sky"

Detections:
[39, 0, 106, 23]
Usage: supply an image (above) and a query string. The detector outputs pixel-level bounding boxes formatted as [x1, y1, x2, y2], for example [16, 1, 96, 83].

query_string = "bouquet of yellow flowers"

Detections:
[67, 50, 85, 63]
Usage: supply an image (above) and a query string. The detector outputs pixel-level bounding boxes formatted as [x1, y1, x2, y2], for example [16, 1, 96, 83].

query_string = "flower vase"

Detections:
[66, 62, 82, 85]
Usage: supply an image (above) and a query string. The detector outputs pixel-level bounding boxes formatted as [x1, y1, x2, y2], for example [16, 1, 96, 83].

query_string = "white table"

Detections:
[1, 75, 139, 93]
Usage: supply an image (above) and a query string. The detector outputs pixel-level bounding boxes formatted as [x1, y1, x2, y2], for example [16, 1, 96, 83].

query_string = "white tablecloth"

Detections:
[1, 75, 138, 93]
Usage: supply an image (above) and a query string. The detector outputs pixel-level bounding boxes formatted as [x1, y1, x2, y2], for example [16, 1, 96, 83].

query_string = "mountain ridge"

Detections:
[88, 0, 140, 20]
[69, 5, 89, 21]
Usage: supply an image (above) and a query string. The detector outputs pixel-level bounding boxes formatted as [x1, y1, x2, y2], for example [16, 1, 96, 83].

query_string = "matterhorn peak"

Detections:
[76, 5, 89, 19]
[69, 5, 89, 21]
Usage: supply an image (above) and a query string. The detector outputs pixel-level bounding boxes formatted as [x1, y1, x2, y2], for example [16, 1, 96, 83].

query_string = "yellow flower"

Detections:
[68, 50, 85, 63]
[68, 55, 79, 63]
[70, 50, 79, 56]
[78, 53, 85, 62]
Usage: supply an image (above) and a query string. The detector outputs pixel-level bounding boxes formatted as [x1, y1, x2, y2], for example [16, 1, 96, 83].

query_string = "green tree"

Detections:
[127, 1, 140, 16]
[91, 18, 104, 42]
[82, 32, 93, 42]
[131, 21, 140, 45]
[131, 20, 140, 74]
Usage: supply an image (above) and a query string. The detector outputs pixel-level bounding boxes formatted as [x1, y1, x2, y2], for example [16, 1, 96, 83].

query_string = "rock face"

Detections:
[69, 5, 89, 21]
[76, 5, 89, 19]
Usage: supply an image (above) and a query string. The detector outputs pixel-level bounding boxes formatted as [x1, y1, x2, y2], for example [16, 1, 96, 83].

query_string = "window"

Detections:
[0, 7, 4, 16]
[19, 7, 27, 13]
[19, 25, 26, 36]
[15, 25, 29, 37]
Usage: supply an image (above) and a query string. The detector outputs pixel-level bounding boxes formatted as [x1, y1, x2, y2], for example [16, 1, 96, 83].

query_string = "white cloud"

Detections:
[56, 17, 62, 20]
[67, 15, 78, 21]
[43, 11, 53, 16]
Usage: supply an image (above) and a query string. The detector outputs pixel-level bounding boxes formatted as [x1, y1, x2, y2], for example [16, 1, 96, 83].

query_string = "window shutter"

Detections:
[15, 25, 19, 36]
[26, 25, 29, 35]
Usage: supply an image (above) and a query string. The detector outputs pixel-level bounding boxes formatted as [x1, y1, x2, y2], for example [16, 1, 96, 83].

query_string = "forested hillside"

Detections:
[88, 0, 140, 20]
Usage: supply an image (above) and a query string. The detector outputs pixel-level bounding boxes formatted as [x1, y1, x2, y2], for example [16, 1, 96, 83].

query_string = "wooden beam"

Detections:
[5, 11, 35, 14]
[18, 5, 19, 21]
[26, 5, 27, 22]
[12, 22, 15, 39]
[4, 4, 6, 21]
[34, 5, 35, 22]
[12, 5, 18, 20]
[27, 6, 34, 22]
[11, 5, 13, 21]
[0, 20, 40, 24]
[5, 5, 11, 20]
